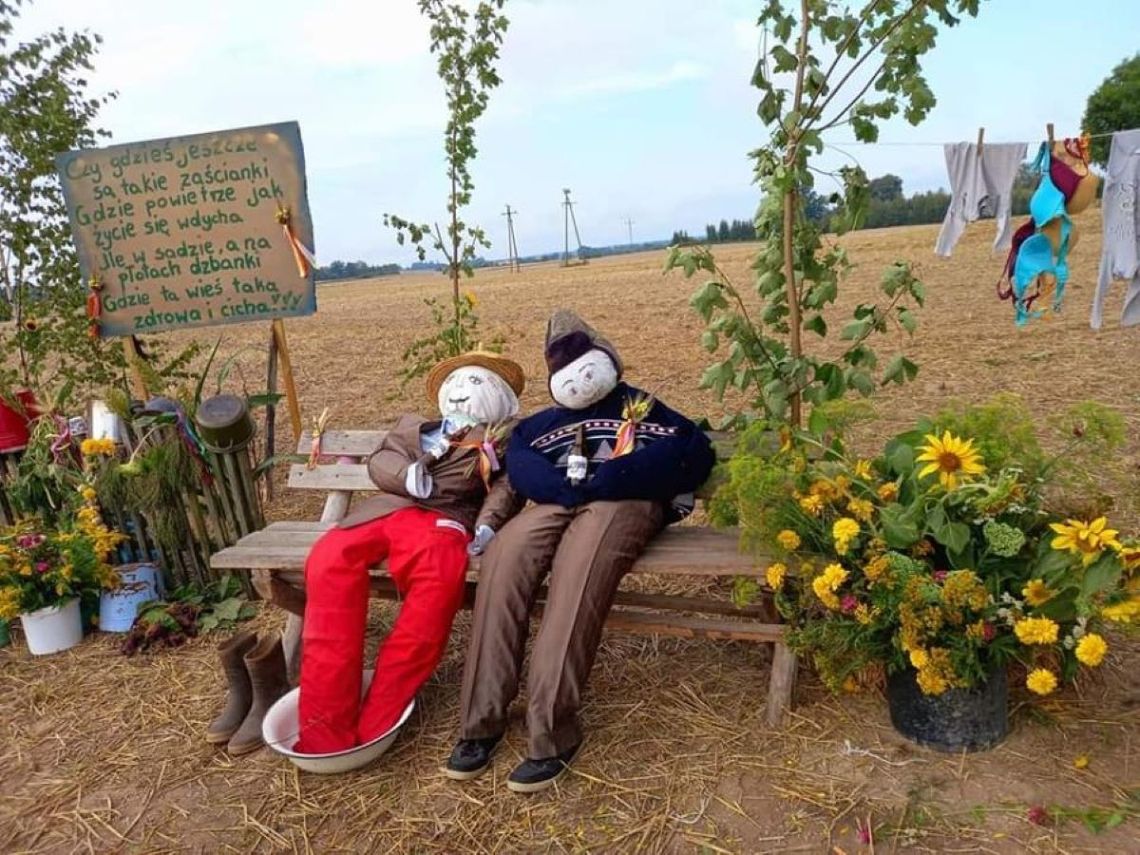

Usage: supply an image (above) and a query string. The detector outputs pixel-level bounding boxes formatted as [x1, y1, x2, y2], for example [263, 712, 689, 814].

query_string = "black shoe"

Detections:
[443, 734, 503, 781]
[506, 742, 582, 793]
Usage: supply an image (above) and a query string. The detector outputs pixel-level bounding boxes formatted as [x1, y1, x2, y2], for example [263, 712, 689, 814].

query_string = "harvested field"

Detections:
[2, 214, 1138, 853]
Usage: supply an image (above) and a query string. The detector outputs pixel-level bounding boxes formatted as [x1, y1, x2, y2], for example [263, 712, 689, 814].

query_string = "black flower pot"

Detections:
[886, 664, 1008, 752]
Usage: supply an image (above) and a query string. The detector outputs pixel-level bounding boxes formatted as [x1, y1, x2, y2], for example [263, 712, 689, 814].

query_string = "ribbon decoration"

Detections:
[610, 392, 655, 459]
[307, 408, 331, 470]
[173, 408, 215, 485]
[454, 437, 502, 492]
[49, 415, 74, 467]
[86, 274, 104, 339]
[275, 205, 317, 278]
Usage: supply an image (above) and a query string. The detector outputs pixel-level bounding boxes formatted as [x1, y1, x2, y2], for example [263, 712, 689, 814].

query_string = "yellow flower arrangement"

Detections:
[1049, 517, 1122, 566]
[1075, 633, 1108, 667]
[1014, 616, 1060, 645]
[916, 431, 985, 490]
[1026, 669, 1058, 696]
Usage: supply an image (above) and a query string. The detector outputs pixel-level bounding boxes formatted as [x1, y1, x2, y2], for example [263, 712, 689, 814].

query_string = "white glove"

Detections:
[405, 462, 434, 499]
[467, 524, 496, 556]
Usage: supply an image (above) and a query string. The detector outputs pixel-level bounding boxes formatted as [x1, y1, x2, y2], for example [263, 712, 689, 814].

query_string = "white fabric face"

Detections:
[437, 366, 519, 424]
[550, 348, 618, 409]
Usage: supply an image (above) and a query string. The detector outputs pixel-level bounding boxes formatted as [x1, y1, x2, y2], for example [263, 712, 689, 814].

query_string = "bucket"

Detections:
[88, 400, 124, 443]
[887, 664, 1009, 753]
[99, 563, 163, 632]
[21, 598, 83, 655]
[0, 389, 38, 453]
[195, 394, 254, 452]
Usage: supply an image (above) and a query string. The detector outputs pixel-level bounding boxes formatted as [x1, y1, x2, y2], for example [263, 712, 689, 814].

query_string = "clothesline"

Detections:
[827, 130, 1119, 147]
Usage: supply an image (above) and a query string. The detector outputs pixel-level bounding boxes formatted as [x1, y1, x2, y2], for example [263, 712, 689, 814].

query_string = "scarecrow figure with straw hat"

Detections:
[207, 351, 526, 756]
[445, 309, 715, 792]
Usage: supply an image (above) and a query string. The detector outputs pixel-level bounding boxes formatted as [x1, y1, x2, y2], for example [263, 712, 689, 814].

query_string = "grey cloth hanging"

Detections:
[1090, 128, 1140, 330]
[935, 141, 1028, 257]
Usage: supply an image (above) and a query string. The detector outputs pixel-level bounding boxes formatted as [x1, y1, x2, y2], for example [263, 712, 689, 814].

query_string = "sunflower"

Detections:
[1022, 579, 1054, 607]
[1049, 517, 1122, 566]
[916, 431, 985, 490]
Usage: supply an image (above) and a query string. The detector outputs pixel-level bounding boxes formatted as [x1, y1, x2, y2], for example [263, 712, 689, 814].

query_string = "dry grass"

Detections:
[2, 216, 1139, 853]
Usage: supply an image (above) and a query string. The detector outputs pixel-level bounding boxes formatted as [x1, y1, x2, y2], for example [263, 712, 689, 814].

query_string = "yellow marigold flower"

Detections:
[1026, 668, 1058, 696]
[853, 459, 874, 481]
[833, 517, 859, 543]
[854, 604, 874, 625]
[776, 530, 801, 551]
[821, 562, 848, 587]
[916, 431, 986, 491]
[1050, 517, 1123, 566]
[877, 482, 899, 502]
[864, 555, 890, 583]
[847, 498, 874, 523]
[765, 562, 787, 591]
[798, 494, 824, 516]
[809, 479, 837, 501]
[1022, 579, 1054, 607]
[909, 648, 929, 669]
[1014, 616, 1060, 645]
[80, 485, 98, 502]
[1102, 597, 1140, 623]
[1075, 633, 1108, 667]
[916, 668, 949, 695]
[811, 575, 840, 609]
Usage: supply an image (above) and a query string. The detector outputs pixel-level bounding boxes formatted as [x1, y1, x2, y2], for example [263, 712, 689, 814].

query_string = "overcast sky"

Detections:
[16, 0, 1140, 265]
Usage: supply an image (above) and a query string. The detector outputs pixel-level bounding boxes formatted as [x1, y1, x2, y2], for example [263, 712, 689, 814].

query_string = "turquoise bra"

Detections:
[1010, 144, 1072, 325]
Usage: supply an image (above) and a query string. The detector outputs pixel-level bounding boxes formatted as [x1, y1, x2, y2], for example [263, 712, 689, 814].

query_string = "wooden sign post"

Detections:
[55, 121, 316, 447]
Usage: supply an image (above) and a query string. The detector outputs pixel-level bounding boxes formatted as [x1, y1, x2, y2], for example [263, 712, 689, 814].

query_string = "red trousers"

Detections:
[295, 507, 469, 754]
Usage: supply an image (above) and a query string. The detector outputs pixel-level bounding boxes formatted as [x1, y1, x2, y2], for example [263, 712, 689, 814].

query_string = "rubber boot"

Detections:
[228, 634, 290, 756]
[205, 630, 258, 745]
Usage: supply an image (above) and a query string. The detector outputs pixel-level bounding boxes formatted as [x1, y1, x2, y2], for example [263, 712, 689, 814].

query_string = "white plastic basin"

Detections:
[261, 670, 414, 774]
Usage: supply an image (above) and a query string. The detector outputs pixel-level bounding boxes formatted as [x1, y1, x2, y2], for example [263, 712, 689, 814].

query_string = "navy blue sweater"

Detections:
[506, 382, 715, 521]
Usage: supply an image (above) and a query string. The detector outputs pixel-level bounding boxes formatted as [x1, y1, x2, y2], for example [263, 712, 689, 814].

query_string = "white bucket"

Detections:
[88, 400, 123, 443]
[99, 564, 162, 632]
[262, 670, 415, 774]
[21, 598, 83, 655]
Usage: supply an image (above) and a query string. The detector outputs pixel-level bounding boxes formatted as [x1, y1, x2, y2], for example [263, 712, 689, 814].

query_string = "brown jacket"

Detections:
[338, 415, 523, 532]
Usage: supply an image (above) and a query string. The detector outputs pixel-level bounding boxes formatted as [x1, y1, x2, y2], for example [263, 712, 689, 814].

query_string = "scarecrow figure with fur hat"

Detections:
[445, 310, 715, 792]
[207, 351, 526, 756]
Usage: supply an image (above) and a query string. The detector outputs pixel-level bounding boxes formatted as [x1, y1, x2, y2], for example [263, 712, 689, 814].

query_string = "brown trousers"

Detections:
[459, 500, 665, 758]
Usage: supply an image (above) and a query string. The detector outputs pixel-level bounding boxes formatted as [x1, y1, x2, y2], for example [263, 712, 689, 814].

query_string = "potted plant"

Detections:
[0, 491, 124, 655]
[714, 401, 1138, 752]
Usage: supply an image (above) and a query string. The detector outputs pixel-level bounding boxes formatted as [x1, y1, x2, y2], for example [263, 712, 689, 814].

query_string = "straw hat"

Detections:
[426, 350, 526, 402]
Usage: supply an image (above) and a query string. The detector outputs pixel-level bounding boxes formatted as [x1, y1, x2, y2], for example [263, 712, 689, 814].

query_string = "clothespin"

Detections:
[1047, 123, 1055, 149]
[976, 127, 985, 158]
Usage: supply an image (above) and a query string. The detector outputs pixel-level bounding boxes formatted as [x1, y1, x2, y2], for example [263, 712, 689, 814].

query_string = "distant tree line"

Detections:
[677, 167, 1040, 244]
[315, 260, 402, 282]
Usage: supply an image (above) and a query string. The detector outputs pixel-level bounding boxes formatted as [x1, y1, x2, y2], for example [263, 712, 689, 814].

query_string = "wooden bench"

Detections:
[210, 429, 796, 726]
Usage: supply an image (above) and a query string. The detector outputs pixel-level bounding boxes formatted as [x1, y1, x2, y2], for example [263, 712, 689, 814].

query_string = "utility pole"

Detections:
[502, 204, 520, 272]
[622, 215, 634, 247]
[562, 188, 584, 266]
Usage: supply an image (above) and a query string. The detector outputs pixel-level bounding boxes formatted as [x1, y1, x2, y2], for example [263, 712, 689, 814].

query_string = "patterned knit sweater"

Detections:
[505, 382, 715, 522]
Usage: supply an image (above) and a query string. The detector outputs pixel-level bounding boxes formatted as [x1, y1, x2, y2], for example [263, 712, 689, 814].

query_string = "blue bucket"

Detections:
[99, 563, 163, 633]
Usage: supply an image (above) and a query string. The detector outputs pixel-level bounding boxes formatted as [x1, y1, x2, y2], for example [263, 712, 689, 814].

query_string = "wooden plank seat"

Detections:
[209, 429, 796, 725]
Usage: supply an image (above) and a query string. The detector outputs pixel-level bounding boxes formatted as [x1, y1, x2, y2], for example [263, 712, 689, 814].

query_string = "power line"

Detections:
[622, 216, 634, 246]
[502, 204, 520, 272]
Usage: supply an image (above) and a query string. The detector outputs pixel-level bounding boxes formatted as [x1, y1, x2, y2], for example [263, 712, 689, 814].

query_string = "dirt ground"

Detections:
[2, 215, 1139, 853]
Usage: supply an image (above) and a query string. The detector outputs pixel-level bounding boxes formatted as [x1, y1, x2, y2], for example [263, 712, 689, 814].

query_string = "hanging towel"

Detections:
[935, 141, 1029, 257]
[1090, 128, 1140, 329]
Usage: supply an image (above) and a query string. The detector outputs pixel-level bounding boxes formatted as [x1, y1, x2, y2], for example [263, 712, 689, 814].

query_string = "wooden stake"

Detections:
[976, 127, 985, 157]
[271, 319, 302, 442]
[1047, 122, 1055, 149]
[121, 338, 148, 402]
[264, 324, 279, 503]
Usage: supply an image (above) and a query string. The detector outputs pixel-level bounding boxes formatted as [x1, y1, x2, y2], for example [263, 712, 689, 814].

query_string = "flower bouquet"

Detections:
[0, 494, 124, 654]
[713, 408, 1137, 750]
